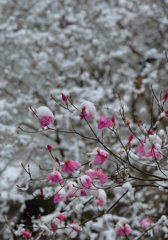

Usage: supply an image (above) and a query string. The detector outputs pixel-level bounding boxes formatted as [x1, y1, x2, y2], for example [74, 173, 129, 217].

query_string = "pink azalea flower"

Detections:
[140, 218, 154, 229]
[115, 219, 132, 236]
[74, 101, 96, 120]
[56, 214, 66, 224]
[94, 189, 107, 207]
[96, 168, 107, 184]
[97, 116, 112, 129]
[53, 187, 66, 203]
[78, 175, 92, 189]
[93, 148, 110, 165]
[137, 139, 162, 160]
[95, 197, 104, 206]
[61, 159, 81, 173]
[21, 231, 30, 237]
[67, 181, 78, 198]
[86, 168, 107, 185]
[36, 106, 55, 130]
[46, 167, 63, 184]
[54, 194, 66, 203]
[66, 223, 81, 238]
[81, 190, 87, 196]
[86, 170, 97, 180]
[51, 222, 58, 233]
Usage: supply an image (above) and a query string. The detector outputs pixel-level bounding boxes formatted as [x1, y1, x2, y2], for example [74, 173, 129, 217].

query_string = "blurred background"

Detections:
[0, 0, 168, 239]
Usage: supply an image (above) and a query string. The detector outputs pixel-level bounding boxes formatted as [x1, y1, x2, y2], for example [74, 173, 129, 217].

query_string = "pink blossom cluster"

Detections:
[27, 97, 161, 239]
[137, 132, 162, 160]
[115, 217, 155, 236]
[89, 147, 110, 165]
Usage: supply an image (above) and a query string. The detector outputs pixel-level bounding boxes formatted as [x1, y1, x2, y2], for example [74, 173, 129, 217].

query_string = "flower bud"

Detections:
[55, 157, 60, 165]
[126, 118, 130, 125]
[40, 188, 43, 196]
[47, 145, 52, 152]
[62, 93, 68, 106]
[163, 92, 168, 103]
[128, 133, 133, 142]
[147, 130, 154, 135]
[126, 133, 133, 147]
[112, 115, 115, 127]
[96, 148, 100, 153]
[119, 149, 124, 155]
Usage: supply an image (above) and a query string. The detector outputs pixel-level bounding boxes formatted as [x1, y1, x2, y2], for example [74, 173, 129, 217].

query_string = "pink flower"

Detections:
[61, 159, 81, 173]
[56, 214, 66, 224]
[95, 197, 103, 206]
[94, 189, 106, 207]
[67, 181, 78, 198]
[36, 106, 55, 130]
[62, 93, 68, 106]
[66, 223, 81, 238]
[86, 170, 97, 180]
[140, 218, 154, 229]
[137, 139, 162, 160]
[53, 187, 66, 203]
[147, 130, 154, 135]
[51, 223, 58, 233]
[81, 190, 87, 196]
[97, 116, 112, 129]
[86, 168, 107, 185]
[165, 110, 168, 115]
[93, 148, 110, 165]
[78, 175, 92, 189]
[74, 101, 96, 120]
[115, 219, 132, 236]
[47, 144, 52, 152]
[54, 194, 66, 203]
[21, 231, 30, 237]
[112, 115, 115, 127]
[46, 167, 63, 184]
[96, 168, 107, 184]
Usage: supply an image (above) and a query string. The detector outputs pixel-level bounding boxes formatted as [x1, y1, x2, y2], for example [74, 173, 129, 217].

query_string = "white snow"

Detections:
[36, 106, 54, 119]
[73, 101, 96, 118]
[122, 182, 135, 202]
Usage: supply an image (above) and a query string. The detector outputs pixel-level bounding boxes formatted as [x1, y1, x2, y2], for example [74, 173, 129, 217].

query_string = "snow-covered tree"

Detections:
[1, 0, 168, 239]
